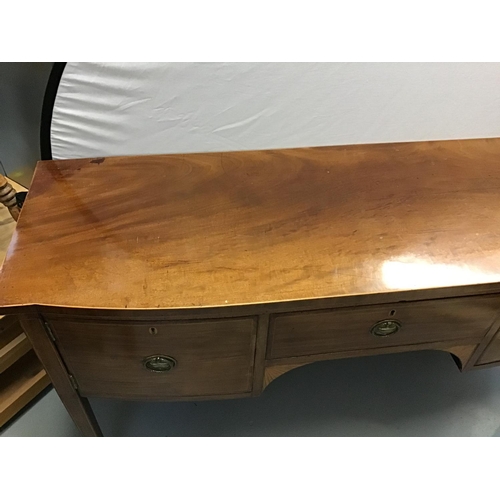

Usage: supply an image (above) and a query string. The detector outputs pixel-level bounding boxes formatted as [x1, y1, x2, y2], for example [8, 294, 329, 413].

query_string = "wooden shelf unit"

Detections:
[0, 316, 31, 374]
[0, 178, 50, 429]
[0, 349, 50, 427]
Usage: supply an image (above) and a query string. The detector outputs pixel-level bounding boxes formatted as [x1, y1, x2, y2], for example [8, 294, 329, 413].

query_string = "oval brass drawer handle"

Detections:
[371, 319, 401, 337]
[143, 355, 177, 372]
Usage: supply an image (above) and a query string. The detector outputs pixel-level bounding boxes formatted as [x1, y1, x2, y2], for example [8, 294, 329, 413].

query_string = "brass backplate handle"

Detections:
[143, 355, 177, 373]
[371, 319, 401, 337]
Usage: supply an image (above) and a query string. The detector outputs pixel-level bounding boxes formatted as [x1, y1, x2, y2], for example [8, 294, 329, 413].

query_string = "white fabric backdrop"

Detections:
[51, 62, 500, 160]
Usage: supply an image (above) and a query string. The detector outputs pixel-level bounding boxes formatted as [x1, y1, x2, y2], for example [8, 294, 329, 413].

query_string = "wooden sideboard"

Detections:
[1, 138, 500, 436]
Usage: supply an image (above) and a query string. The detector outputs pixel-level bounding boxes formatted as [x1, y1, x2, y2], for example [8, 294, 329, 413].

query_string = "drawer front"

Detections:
[46, 316, 257, 399]
[269, 296, 500, 360]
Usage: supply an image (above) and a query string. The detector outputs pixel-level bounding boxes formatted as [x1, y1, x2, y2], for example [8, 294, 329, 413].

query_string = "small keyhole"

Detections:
[149, 327, 158, 335]
[389, 310, 396, 316]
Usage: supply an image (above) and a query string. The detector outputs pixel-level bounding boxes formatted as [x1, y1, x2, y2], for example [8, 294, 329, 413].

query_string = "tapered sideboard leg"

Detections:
[19, 315, 103, 437]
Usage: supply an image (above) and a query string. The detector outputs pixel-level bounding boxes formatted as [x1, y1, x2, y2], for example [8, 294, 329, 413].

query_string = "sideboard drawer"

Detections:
[45, 316, 257, 399]
[268, 296, 500, 359]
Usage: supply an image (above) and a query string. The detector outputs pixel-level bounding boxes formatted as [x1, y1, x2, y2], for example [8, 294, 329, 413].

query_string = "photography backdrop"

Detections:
[48, 62, 500, 161]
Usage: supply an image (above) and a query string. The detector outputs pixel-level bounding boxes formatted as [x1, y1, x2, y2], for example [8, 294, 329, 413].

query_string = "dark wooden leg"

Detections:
[19, 315, 103, 437]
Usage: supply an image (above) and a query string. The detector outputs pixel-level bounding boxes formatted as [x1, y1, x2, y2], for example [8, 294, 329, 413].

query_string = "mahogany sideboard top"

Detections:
[3, 138, 500, 436]
[1, 138, 500, 313]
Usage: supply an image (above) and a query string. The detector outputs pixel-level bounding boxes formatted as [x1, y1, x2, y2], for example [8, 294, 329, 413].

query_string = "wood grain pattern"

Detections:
[2, 138, 500, 311]
[0, 351, 50, 428]
[268, 295, 500, 359]
[263, 363, 303, 389]
[19, 316, 102, 436]
[45, 316, 257, 399]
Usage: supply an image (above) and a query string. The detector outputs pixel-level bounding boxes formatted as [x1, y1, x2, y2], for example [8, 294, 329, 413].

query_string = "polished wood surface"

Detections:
[2, 138, 500, 311]
[46, 316, 257, 399]
[268, 295, 500, 359]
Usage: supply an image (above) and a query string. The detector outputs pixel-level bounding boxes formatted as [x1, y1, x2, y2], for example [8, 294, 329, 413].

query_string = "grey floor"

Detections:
[2, 349, 500, 436]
